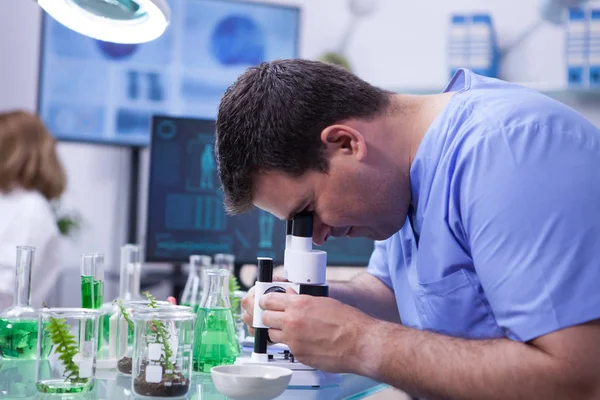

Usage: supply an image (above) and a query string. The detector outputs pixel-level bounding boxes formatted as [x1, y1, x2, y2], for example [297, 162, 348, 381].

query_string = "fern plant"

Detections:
[115, 300, 134, 331]
[229, 274, 241, 317]
[143, 291, 174, 376]
[45, 316, 87, 385]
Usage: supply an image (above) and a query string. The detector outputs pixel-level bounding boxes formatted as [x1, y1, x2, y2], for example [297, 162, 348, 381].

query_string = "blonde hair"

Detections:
[0, 110, 66, 200]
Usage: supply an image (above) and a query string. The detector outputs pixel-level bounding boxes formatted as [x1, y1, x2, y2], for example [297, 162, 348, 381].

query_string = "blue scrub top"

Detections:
[368, 69, 600, 342]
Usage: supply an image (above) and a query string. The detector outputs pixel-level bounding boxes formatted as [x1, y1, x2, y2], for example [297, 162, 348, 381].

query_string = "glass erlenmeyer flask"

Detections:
[213, 253, 234, 274]
[181, 255, 211, 313]
[0, 246, 50, 360]
[192, 269, 240, 373]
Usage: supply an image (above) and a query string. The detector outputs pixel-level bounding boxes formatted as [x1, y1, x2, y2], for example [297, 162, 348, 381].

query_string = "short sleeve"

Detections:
[367, 240, 393, 289]
[458, 121, 600, 342]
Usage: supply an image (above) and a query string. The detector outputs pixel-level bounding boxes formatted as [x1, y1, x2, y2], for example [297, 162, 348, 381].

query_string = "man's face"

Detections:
[253, 163, 408, 245]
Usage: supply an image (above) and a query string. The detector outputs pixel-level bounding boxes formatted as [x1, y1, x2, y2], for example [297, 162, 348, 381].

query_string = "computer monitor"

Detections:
[37, 0, 300, 146]
[145, 115, 375, 266]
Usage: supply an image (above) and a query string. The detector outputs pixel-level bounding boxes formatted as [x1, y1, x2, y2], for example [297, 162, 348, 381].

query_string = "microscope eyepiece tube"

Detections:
[256, 257, 274, 283]
[292, 211, 313, 237]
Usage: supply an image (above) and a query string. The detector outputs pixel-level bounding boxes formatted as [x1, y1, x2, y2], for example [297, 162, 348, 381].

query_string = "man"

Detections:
[214, 59, 600, 399]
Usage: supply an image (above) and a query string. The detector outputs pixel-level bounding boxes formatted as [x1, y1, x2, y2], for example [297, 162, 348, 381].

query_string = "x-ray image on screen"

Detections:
[145, 116, 375, 266]
[38, 0, 300, 146]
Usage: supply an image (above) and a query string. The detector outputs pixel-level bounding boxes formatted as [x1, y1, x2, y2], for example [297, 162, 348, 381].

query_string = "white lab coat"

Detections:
[0, 187, 64, 309]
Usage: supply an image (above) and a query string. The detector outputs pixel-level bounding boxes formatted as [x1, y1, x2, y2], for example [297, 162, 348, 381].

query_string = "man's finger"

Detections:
[243, 310, 253, 326]
[241, 293, 254, 313]
[285, 287, 298, 295]
[262, 310, 284, 329]
[273, 275, 288, 282]
[259, 292, 290, 311]
[268, 328, 285, 344]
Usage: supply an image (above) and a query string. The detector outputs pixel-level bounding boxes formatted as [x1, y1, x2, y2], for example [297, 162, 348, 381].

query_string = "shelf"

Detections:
[389, 83, 600, 99]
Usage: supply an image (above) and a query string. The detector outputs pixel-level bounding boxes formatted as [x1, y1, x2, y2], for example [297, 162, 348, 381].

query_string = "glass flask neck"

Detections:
[189, 255, 211, 277]
[14, 246, 34, 307]
[119, 244, 142, 300]
[214, 253, 235, 274]
[201, 269, 231, 309]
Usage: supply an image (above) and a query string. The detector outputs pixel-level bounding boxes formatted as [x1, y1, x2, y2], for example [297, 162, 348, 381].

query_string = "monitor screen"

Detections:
[145, 116, 375, 266]
[37, 0, 300, 146]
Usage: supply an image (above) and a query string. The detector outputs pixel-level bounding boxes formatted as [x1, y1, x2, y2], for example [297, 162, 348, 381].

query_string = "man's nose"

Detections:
[312, 215, 329, 246]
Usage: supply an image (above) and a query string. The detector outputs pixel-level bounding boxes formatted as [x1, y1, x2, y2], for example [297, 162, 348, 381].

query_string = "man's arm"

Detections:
[261, 292, 600, 400]
[329, 272, 400, 324]
[360, 318, 600, 400]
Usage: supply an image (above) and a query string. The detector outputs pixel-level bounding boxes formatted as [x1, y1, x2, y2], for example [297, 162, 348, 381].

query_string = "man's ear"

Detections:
[320, 124, 367, 161]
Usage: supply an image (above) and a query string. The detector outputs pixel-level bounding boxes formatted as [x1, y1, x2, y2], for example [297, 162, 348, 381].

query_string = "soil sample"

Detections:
[133, 364, 189, 398]
[117, 357, 132, 375]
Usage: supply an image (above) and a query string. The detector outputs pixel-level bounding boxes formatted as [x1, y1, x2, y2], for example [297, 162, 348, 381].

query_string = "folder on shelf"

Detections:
[589, 9, 600, 87]
[566, 7, 588, 87]
[448, 13, 499, 79]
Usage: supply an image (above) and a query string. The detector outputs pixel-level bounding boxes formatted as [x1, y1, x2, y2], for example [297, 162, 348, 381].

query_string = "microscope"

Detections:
[235, 212, 341, 387]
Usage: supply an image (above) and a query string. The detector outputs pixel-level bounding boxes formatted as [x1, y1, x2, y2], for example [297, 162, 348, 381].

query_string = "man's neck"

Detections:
[388, 92, 456, 168]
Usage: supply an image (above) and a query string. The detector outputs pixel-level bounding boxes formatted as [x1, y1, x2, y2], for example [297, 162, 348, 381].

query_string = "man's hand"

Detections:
[259, 288, 374, 373]
[241, 275, 287, 336]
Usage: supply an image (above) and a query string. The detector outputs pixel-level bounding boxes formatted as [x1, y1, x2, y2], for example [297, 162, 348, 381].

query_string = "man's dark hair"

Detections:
[215, 59, 391, 214]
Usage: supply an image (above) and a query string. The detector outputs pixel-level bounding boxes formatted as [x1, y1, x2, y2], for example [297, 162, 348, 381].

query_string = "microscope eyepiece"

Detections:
[292, 211, 313, 238]
[256, 257, 274, 283]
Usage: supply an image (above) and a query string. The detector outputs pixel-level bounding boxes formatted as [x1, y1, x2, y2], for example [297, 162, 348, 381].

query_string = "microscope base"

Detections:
[235, 356, 341, 388]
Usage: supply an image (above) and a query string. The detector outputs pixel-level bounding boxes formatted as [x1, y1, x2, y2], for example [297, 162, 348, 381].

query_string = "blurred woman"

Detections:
[0, 110, 67, 309]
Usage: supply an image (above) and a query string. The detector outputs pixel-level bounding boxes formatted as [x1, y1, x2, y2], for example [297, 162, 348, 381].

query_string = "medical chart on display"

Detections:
[146, 116, 375, 266]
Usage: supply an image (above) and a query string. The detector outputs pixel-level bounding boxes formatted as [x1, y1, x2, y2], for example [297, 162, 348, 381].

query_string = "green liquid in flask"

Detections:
[0, 319, 51, 360]
[36, 380, 93, 394]
[182, 303, 200, 313]
[193, 307, 240, 372]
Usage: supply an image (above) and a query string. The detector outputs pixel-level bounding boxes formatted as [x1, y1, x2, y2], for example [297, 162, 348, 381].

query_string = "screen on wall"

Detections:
[37, 0, 300, 146]
[145, 116, 375, 266]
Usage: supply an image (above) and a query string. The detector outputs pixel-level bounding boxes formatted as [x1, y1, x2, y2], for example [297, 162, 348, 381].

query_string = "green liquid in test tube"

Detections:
[80, 253, 104, 343]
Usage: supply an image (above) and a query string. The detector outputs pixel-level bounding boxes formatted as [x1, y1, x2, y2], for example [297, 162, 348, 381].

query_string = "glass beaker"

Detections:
[116, 299, 172, 376]
[193, 269, 240, 373]
[0, 360, 46, 398]
[0, 246, 50, 360]
[131, 305, 195, 398]
[36, 308, 103, 395]
[181, 255, 212, 313]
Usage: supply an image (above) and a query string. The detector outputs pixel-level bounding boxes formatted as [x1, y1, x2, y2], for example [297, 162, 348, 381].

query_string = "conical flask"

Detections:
[192, 269, 240, 372]
[181, 255, 211, 313]
[213, 253, 234, 274]
[0, 246, 50, 360]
